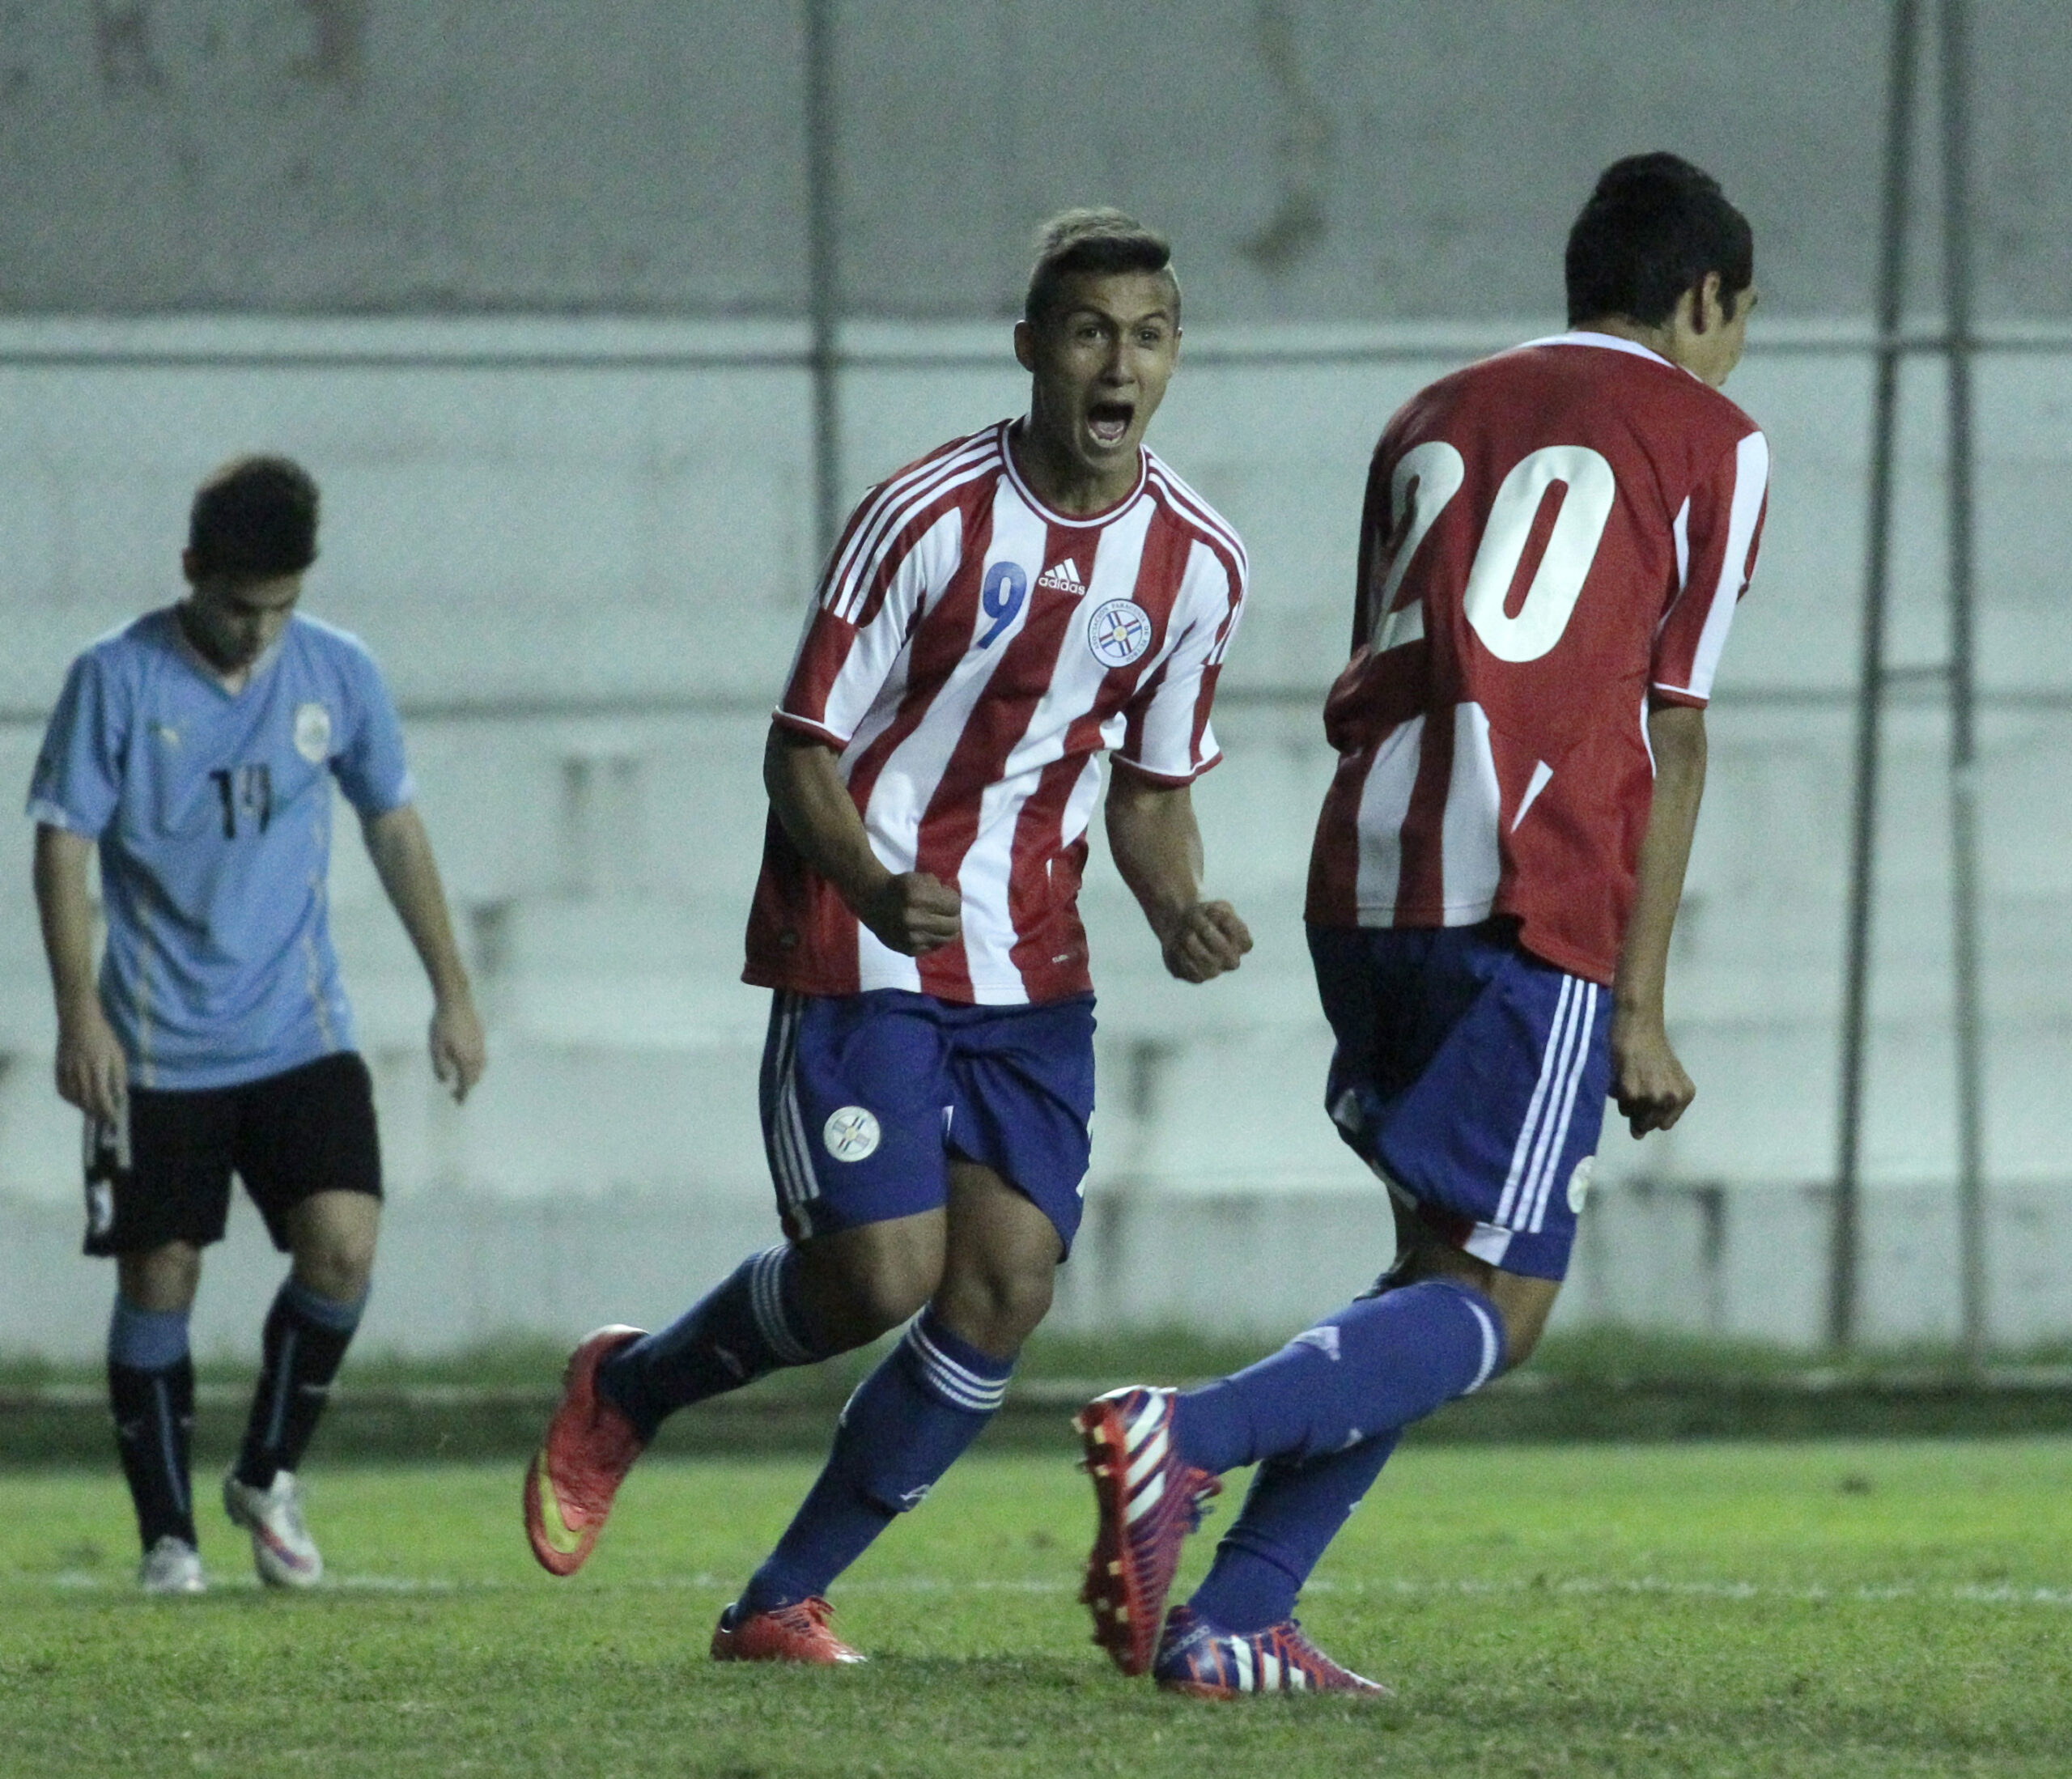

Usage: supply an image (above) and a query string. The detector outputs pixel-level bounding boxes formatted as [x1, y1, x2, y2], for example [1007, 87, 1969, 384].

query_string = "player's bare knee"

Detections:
[853, 1269, 934, 1339]
[289, 1218, 377, 1302]
[802, 1250, 934, 1344]
[118, 1243, 201, 1312]
[1484, 1283, 1557, 1373]
[1496, 1313, 1546, 1372]
[936, 1258, 1052, 1354]
[292, 1238, 375, 1304]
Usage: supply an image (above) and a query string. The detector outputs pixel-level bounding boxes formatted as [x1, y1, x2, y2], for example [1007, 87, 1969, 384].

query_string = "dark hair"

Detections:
[1565, 154, 1753, 328]
[1023, 208, 1179, 329]
[188, 455, 321, 578]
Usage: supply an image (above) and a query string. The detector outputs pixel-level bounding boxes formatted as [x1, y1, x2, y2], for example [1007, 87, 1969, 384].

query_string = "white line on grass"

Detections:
[23, 1572, 2072, 1606]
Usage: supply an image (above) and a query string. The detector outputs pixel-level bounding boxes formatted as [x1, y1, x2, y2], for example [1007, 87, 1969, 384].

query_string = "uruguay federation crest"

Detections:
[823, 1106, 881, 1163]
[1087, 598, 1153, 669]
[293, 701, 333, 764]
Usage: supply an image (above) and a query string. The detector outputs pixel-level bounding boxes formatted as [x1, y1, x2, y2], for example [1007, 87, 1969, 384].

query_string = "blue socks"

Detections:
[1169, 1277, 1506, 1634]
[598, 1246, 834, 1443]
[740, 1307, 1013, 1613]
[1189, 1434, 1401, 1633]
[1173, 1277, 1505, 1474]
[108, 1294, 197, 1551]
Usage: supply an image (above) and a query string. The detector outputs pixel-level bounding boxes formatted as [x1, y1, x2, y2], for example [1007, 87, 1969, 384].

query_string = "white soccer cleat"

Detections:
[223, 1470, 324, 1588]
[138, 1535, 206, 1596]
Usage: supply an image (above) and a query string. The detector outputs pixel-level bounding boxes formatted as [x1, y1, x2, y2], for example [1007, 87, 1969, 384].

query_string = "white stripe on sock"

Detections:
[1462, 1298, 1502, 1394]
[749, 1246, 813, 1366]
[904, 1320, 1007, 1413]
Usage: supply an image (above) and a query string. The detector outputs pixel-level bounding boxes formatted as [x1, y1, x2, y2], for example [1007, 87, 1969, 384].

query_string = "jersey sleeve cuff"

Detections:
[1112, 747, 1223, 788]
[1647, 683, 1711, 711]
[345, 773, 418, 817]
[771, 708, 851, 748]
[26, 798, 102, 834]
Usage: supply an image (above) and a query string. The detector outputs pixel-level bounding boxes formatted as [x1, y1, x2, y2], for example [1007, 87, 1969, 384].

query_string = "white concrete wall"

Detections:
[8, 2, 2072, 324]
[2, 316, 2069, 1355]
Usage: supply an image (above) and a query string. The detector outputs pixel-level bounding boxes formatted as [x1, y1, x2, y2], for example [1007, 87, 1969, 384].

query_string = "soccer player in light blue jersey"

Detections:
[28, 455, 486, 1595]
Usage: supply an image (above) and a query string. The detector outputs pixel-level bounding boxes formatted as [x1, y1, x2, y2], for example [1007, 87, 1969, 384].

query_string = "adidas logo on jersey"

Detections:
[1036, 558, 1087, 594]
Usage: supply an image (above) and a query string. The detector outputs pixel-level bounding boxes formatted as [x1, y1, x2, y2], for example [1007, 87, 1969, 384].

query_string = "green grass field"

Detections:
[4, 1440, 2069, 1777]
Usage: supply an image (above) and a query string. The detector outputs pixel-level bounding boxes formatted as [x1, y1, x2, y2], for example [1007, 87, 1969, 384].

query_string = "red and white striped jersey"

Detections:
[745, 420, 1248, 1004]
[1306, 333, 1769, 984]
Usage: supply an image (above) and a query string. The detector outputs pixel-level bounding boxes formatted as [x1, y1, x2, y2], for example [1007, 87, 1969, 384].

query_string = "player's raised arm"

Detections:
[359, 804, 486, 1102]
[1610, 702, 1707, 1136]
[762, 725, 962, 957]
[32, 823, 128, 1122]
[1103, 760, 1250, 983]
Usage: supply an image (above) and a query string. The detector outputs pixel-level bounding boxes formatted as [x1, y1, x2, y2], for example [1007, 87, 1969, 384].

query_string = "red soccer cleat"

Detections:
[1074, 1386, 1222, 1676]
[523, 1325, 646, 1577]
[710, 1596, 867, 1666]
[1153, 1603, 1392, 1700]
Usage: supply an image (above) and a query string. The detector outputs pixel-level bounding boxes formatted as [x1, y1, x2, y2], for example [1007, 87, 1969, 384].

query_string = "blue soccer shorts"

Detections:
[758, 988, 1098, 1253]
[1308, 920, 1613, 1281]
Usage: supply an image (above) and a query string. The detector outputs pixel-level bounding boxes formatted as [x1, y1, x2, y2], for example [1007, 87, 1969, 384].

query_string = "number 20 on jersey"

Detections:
[1372, 443, 1618, 664]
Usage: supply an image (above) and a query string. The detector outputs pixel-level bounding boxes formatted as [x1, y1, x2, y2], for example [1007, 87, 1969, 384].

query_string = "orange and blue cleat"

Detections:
[1074, 1385, 1222, 1676]
[1153, 1603, 1391, 1700]
[523, 1324, 645, 1577]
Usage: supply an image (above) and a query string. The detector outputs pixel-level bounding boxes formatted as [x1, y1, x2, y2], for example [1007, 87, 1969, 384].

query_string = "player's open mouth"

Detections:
[1086, 402, 1133, 448]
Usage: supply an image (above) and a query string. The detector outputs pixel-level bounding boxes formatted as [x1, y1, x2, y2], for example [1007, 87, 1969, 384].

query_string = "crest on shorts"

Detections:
[1086, 598, 1153, 669]
[293, 701, 333, 764]
[823, 1106, 881, 1163]
[1567, 1155, 1595, 1213]
[87, 1180, 114, 1238]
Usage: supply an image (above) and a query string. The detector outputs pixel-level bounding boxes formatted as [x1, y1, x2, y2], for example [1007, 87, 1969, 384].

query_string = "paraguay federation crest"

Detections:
[293, 701, 333, 764]
[1086, 597, 1153, 669]
[823, 1106, 881, 1163]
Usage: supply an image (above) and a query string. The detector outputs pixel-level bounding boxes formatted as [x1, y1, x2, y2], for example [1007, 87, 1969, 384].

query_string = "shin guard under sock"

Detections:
[107, 1296, 197, 1551]
[1189, 1431, 1402, 1633]
[233, 1278, 366, 1489]
[740, 1307, 1013, 1612]
[598, 1245, 834, 1443]
[1172, 1277, 1505, 1474]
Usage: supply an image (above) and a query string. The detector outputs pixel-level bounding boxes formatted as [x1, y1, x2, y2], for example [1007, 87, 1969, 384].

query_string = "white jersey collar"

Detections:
[1000, 418, 1150, 529]
[1517, 330, 1693, 376]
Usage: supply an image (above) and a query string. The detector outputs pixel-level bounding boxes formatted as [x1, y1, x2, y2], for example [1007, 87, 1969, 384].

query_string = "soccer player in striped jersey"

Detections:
[1076, 154, 1769, 1696]
[526, 210, 1254, 1662]
[29, 456, 486, 1595]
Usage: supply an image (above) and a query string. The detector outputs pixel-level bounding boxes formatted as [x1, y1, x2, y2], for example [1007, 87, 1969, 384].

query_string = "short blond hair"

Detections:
[1024, 208, 1178, 329]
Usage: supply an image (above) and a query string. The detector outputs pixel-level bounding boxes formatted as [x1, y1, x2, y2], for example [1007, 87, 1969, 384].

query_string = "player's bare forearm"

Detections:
[361, 805, 486, 1099]
[33, 824, 127, 1119]
[363, 805, 470, 1000]
[1611, 703, 1707, 1136]
[1103, 762, 1251, 983]
[763, 724, 961, 955]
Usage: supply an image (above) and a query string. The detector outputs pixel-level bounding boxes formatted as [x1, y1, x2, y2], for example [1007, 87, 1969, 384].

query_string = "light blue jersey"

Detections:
[28, 608, 415, 1090]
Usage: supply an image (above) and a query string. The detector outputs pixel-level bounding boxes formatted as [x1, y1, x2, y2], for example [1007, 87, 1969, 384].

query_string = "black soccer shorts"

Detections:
[82, 1051, 383, 1257]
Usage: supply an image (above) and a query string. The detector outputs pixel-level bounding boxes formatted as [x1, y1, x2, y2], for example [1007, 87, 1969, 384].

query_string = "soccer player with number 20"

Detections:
[1077, 154, 1770, 1697]
[526, 210, 1253, 1663]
